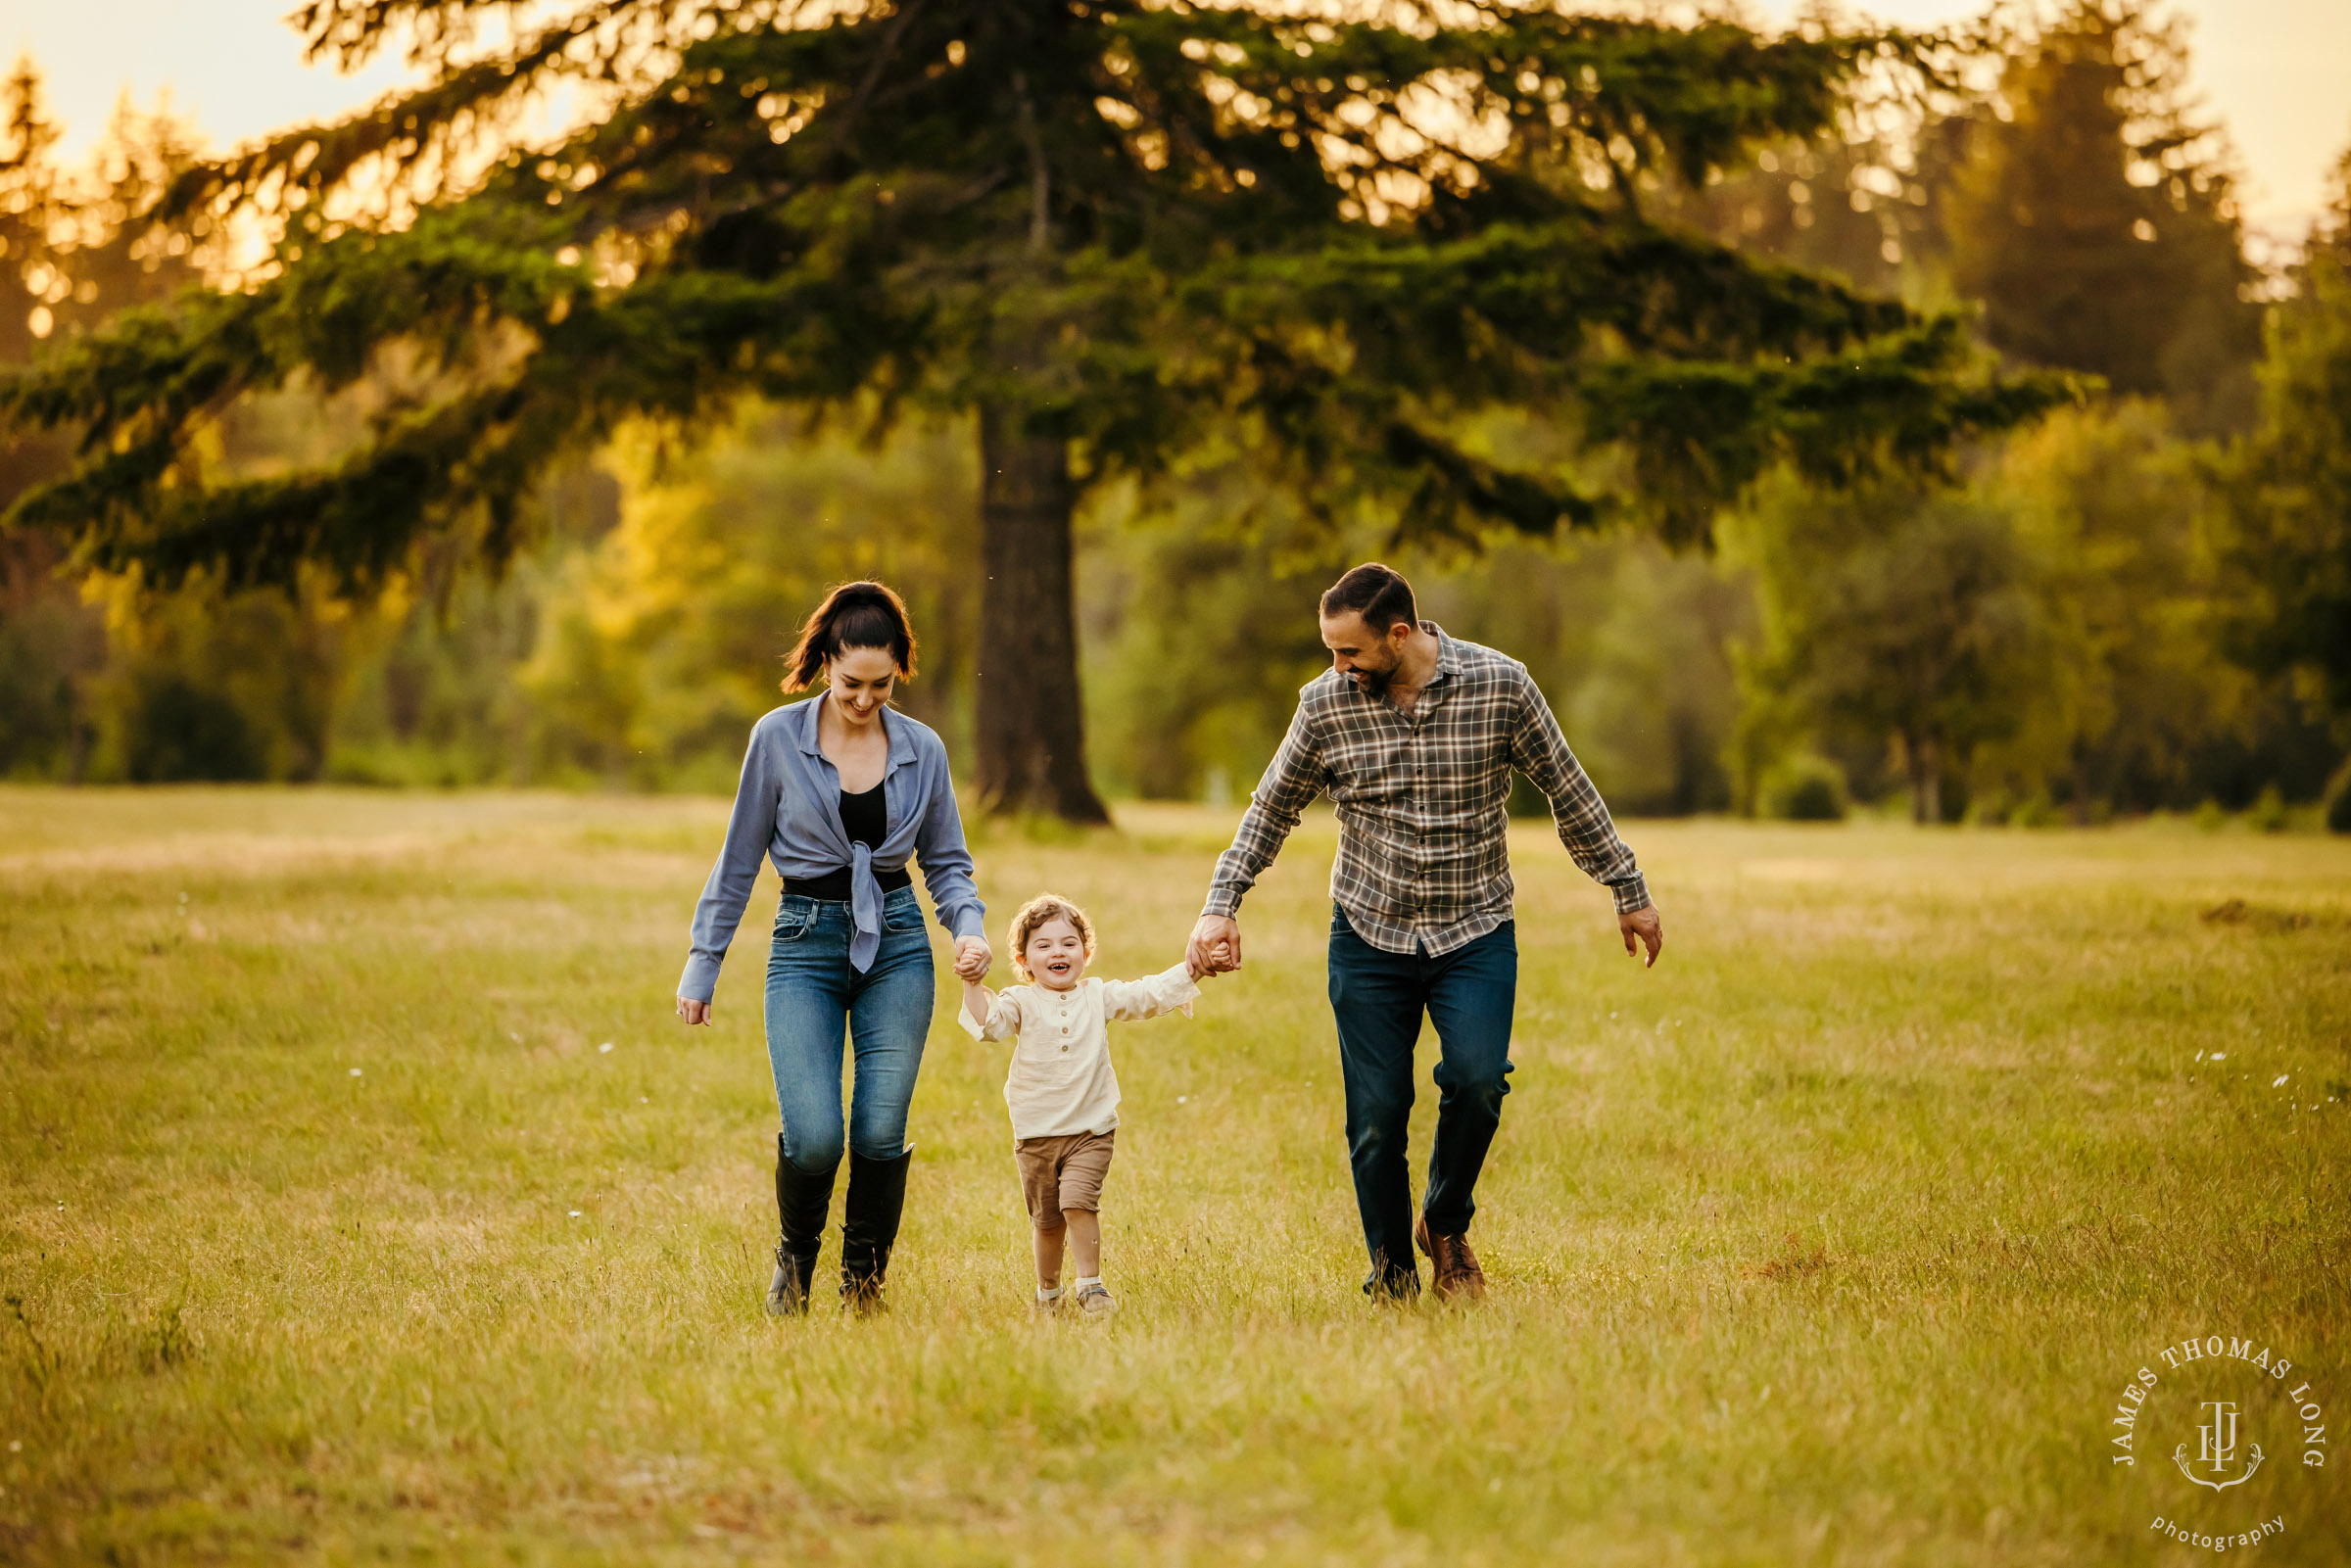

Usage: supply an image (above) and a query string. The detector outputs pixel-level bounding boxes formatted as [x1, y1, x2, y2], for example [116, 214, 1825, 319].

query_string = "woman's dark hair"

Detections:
[782, 581, 920, 692]
[1319, 562, 1417, 634]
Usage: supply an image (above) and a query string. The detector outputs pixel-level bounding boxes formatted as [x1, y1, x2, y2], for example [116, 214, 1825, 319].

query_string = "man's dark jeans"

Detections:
[1326, 903, 1516, 1296]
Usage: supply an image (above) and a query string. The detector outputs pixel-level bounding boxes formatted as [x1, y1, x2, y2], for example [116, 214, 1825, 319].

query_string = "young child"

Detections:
[959, 893, 1215, 1316]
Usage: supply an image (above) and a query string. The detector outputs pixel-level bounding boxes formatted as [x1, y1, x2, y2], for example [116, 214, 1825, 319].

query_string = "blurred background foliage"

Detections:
[1, 1, 2347, 830]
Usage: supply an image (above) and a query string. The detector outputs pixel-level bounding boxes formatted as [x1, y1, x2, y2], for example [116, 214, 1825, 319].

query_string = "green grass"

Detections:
[2, 786, 2347, 1564]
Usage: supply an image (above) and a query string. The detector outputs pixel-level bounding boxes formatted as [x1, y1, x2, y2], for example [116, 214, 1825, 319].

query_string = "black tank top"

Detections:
[784, 781, 912, 900]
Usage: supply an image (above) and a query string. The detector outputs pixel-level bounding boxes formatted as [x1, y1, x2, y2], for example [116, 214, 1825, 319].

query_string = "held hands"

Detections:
[1183, 939, 1233, 981]
[1619, 905, 1664, 969]
[1186, 914, 1241, 979]
[951, 935, 991, 982]
[676, 996, 711, 1026]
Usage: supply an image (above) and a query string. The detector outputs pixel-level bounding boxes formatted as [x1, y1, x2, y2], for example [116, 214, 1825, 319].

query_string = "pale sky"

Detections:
[5, 0, 2347, 241]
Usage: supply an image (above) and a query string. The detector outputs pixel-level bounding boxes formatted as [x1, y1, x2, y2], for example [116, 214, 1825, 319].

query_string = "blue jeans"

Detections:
[764, 885, 935, 1172]
[1326, 903, 1517, 1293]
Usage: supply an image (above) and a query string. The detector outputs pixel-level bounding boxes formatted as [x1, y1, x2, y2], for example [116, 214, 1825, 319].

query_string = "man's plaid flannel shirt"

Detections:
[1203, 624, 1650, 956]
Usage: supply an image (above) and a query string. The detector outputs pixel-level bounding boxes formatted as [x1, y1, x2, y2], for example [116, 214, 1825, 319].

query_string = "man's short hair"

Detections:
[1319, 562, 1418, 634]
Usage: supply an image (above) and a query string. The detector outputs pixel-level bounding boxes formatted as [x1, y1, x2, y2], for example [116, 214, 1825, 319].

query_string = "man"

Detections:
[1187, 562, 1664, 1300]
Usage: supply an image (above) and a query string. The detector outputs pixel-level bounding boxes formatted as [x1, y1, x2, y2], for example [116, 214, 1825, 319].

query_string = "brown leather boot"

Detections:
[1414, 1213, 1486, 1302]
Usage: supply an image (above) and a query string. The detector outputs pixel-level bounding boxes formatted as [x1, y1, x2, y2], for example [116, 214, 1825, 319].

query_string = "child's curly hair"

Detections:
[1006, 893, 1096, 983]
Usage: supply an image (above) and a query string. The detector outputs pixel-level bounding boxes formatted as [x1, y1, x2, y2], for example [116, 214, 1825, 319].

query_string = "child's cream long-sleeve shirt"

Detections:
[959, 965, 1199, 1139]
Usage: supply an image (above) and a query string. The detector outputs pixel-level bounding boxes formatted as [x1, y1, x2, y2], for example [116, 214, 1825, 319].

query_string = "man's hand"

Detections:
[1187, 914, 1241, 975]
[951, 935, 991, 982]
[1619, 906, 1663, 969]
[1184, 940, 1233, 981]
[676, 996, 712, 1025]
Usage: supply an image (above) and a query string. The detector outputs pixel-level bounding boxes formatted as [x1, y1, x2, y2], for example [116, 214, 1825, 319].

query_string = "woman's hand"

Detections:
[951, 936, 991, 982]
[676, 996, 711, 1026]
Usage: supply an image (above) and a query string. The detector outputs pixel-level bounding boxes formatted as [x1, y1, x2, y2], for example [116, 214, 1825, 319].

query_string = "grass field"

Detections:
[1, 786, 2347, 1564]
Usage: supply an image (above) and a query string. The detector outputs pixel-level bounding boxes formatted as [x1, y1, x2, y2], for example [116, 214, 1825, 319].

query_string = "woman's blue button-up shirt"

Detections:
[679, 695, 985, 1001]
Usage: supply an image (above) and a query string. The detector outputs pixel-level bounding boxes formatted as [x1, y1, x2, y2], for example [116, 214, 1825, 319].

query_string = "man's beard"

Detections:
[1350, 657, 1399, 694]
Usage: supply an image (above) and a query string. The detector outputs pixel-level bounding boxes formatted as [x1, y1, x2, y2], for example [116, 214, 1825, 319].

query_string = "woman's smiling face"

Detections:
[1024, 917, 1088, 990]
[824, 645, 898, 725]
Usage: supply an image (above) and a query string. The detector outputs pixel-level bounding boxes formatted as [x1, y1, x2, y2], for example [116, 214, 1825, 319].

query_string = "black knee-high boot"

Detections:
[766, 1136, 838, 1316]
[839, 1147, 912, 1315]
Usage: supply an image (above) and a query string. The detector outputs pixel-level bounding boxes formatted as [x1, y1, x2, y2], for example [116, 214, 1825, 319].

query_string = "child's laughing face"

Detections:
[1024, 918, 1088, 991]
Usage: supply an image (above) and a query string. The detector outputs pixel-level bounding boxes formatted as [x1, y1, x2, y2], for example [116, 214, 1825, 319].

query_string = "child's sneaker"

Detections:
[1074, 1281, 1117, 1318]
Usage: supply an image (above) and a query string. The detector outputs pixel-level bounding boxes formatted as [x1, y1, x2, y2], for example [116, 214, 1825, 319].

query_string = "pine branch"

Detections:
[160, 2, 647, 225]
[1383, 422, 1607, 541]
[1583, 318, 2092, 543]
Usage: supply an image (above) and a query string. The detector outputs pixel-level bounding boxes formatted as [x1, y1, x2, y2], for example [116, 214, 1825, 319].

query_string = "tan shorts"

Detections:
[1015, 1128, 1116, 1230]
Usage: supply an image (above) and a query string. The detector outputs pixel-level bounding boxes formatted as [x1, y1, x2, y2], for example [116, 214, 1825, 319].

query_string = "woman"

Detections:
[675, 581, 990, 1315]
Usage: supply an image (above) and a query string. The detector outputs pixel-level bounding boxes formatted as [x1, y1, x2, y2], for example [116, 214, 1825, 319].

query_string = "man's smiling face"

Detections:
[1319, 609, 1410, 694]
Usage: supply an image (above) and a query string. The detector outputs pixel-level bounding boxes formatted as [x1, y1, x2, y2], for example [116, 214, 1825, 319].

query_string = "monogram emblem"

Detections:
[2172, 1400, 2264, 1491]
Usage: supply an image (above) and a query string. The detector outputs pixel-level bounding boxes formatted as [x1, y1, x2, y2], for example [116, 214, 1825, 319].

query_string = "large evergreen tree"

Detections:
[2, 0, 2064, 819]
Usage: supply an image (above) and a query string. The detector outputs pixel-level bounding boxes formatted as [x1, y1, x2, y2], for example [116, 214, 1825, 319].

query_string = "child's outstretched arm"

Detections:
[1101, 962, 1204, 1022]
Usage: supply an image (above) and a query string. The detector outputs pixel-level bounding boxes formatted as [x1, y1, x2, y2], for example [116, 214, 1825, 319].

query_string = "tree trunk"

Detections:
[1907, 734, 1943, 825]
[974, 404, 1111, 823]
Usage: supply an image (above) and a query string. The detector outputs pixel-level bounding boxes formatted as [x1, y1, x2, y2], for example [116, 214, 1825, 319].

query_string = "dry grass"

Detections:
[2, 786, 2347, 1563]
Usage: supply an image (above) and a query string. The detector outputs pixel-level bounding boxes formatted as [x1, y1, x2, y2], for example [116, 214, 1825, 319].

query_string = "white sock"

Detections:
[1036, 1284, 1062, 1302]
[1075, 1274, 1103, 1292]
